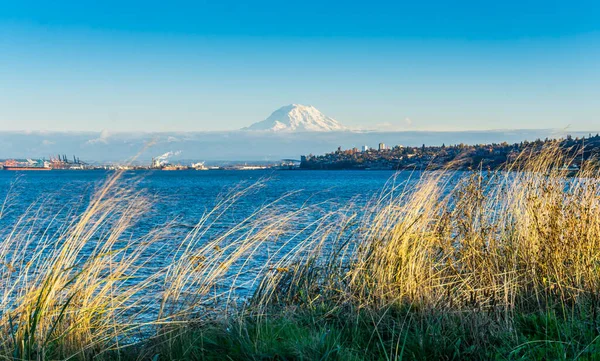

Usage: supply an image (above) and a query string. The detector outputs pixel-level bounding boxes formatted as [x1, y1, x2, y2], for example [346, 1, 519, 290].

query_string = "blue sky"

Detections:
[0, 0, 599, 132]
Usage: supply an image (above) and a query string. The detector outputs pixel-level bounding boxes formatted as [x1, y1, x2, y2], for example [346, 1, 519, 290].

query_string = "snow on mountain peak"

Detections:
[244, 104, 346, 132]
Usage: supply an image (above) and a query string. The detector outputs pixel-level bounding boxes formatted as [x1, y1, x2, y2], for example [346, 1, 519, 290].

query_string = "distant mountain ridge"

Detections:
[244, 104, 346, 132]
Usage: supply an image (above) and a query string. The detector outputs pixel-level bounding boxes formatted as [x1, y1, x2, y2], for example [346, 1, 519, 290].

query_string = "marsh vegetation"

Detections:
[1, 144, 600, 360]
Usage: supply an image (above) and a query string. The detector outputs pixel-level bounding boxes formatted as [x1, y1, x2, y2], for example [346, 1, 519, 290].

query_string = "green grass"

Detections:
[126, 303, 600, 360]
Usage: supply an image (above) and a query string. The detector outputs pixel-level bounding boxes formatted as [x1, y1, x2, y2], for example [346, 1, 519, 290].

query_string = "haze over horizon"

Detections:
[1, 1, 599, 133]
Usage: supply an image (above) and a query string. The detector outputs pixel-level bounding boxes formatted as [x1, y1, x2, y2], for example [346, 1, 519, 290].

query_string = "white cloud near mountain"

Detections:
[372, 117, 415, 131]
[86, 129, 111, 144]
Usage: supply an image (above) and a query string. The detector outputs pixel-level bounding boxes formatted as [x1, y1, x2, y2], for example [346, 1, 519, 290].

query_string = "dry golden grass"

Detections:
[258, 143, 600, 318]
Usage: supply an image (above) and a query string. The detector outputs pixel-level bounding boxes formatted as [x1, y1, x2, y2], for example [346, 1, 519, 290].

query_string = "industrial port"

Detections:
[0, 154, 300, 171]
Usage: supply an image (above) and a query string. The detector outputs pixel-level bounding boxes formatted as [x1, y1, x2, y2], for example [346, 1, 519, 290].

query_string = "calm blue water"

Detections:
[0, 169, 407, 222]
[0, 169, 462, 323]
[0, 170, 416, 296]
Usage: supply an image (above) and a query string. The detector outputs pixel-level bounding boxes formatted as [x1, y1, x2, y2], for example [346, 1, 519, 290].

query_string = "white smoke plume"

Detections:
[153, 150, 182, 166]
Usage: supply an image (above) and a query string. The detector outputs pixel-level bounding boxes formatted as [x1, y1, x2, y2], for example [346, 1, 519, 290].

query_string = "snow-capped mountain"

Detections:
[244, 104, 346, 132]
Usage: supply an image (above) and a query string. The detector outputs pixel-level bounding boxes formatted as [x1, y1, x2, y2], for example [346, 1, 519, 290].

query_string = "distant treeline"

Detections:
[300, 134, 600, 170]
